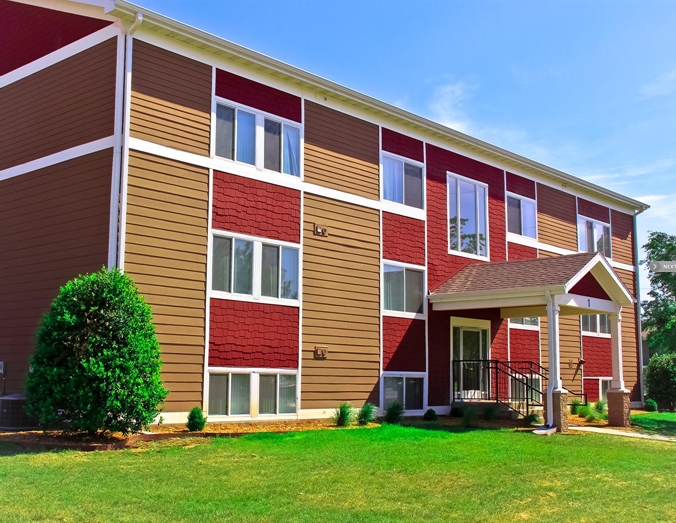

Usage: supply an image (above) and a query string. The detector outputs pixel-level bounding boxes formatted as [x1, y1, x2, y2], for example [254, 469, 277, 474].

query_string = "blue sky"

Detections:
[135, 0, 676, 298]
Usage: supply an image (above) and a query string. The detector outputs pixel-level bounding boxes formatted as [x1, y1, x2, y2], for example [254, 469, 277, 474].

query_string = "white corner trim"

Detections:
[0, 136, 116, 182]
[0, 24, 121, 88]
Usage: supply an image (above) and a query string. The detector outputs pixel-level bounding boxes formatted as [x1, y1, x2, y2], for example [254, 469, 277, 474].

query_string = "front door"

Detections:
[452, 324, 490, 399]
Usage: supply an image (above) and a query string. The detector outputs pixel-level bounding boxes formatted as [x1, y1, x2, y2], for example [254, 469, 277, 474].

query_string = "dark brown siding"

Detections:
[130, 40, 212, 156]
[124, 151, 209, 412]
[536, 183, 577, 250]
[611, 209, 635, 266]
[0, 38, 117, 171]
[304, 101, 380, 199]
[0, 150, 113, 394]
[301, 194, 380, 408]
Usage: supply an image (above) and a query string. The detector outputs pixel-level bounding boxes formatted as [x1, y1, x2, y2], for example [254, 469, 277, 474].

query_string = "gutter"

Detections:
[634, 211, 645, 405]
[103, 0, 649, 214]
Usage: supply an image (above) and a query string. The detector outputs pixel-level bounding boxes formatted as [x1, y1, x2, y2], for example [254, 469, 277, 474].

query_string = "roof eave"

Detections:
[429, 285, 566, 304]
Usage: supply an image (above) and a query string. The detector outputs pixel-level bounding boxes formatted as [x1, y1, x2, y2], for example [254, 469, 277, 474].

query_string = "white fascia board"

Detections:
[106, 1, 649, 215]
[555, 293, 621, 314]
[429, 285, 563, 304]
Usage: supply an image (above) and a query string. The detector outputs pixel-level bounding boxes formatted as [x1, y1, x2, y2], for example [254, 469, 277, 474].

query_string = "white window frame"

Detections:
[381, 259, 426, 320]
[213, 97, 303, 179]
[510, 373, 542, 403]
[580, 313, 611, 338]
[381, 371, 426, 414]
[577, 215, 612, 259]
[380, 152, 426, 219]
[447, 172, 490, 261]
[211, 229, 300, 307]
[506, 191, 537, 239]
[207, 367, 299, 419]
[508, 317, 540, 331]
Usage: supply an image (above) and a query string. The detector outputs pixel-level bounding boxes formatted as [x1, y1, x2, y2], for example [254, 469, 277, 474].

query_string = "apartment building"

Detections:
[0, 0, 648, 430]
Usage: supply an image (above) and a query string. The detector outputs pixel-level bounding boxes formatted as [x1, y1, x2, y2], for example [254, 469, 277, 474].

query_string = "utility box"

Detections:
[0, 394, 38, 431]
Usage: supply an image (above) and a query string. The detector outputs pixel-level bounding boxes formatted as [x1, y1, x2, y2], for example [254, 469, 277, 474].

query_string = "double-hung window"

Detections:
[447, 173, 488, 258]
[215, 102, 301, 177]
[383, 264, 424, 314]
[578, 216, 611, 257]
[507, 193, 536, 238]
[581, 314, 610, 336]
[382, 155, 423, 209]
[212, 234, 299, 303]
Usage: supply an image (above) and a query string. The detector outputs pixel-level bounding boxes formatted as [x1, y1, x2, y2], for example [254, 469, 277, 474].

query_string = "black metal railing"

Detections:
[452, 360, 548, 417]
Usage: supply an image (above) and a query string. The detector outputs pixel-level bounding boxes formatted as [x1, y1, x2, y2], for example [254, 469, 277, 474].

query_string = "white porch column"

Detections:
[609, 312, 626, 391]
[546, 298, 565, 429]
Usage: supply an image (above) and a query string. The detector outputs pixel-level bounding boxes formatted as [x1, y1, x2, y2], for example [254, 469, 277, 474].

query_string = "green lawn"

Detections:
[1, 425, 675, 522]
[631, 411, 676, 436]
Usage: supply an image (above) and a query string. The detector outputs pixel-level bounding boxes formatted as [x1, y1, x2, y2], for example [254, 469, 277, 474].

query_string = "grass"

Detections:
[631, 411, 676, 436]
[1, 425, 676, 522]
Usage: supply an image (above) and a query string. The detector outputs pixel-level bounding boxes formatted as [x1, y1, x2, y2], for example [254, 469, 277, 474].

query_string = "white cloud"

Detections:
[429, 81, 474, 133]
[640, 68, 676, 98]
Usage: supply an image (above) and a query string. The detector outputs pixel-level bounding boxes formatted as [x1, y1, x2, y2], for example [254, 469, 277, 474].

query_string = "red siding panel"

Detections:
[209, 299, 299, 369]
[577, 198, 610, 223]
[382, 317, 426, 372]
[381, 128, 424, 162]
[509, 328, 540, 362]
[570, 273, 611, 300]
[584, 379, 600, 403]
[215, 69, 302, 123]
[212, 171, 301, 243]
[0, 0, 111, 76]
[506, 172, 535, 199]
[582, 335, 612, 377]
[508, 242, 537, 261]
[382, 212, 425, 266]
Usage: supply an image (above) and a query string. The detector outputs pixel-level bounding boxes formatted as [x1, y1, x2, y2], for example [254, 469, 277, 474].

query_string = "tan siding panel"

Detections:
[304, 101, 380, 200]
[611, 210, 635, 266]
[124, 151, 209, 411]
[0, 38, 117, 170]
[301, 194, 380, 409]
[130, 40, 212, 156]
[537, 184, 577, 250]
[0, 150, 113, 394]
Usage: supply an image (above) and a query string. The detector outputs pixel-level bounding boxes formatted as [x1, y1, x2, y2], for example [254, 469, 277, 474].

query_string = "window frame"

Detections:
[508, 317, 540, 331]
[577, 215, 612, 259]
[381, 371, 426, 414]
[207, 367, 298, 419]
[447, 172, 490, 261]
[380, 152, 426, 217]
[211, 229, 301, 307]
[506, 191, 537, 239]
[580, 313, 611, 337]
[382, 259, 426, 319]
[213, 96, 303, 179]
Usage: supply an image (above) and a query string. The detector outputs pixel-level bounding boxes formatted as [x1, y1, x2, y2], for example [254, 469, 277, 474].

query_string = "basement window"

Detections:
[383, 374, 424, 411]
[208, 371, 297, 416]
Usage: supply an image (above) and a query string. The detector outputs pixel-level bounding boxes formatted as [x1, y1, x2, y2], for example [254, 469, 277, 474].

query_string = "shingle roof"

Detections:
[431, 252, 598, 295]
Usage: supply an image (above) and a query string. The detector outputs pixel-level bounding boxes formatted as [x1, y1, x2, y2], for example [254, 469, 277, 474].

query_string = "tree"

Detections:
[645, 353, 676, 410]
[25, 268, 168, 435]
[640, 231, 676, 356]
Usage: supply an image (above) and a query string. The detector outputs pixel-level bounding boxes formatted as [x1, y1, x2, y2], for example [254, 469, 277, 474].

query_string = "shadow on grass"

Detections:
[631, 416, 676, 437]
[400, 419, 533, 434]
[0, 441, 59, 457]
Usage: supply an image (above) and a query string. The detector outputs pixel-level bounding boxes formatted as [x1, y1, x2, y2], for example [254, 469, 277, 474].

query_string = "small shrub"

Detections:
[523, 413, 542, 427]
[186, 407, 207, 432]
[357, 402, 376, 425]
[645, 353, 676, 411]
[385, 401, 405, 424]
[462, 407, 478, 427]
[570, 399, 582, 415]
[585, 409, 600, 422]
[577, 405, 591, 418]
[645, 398, 658, 412]
[332, 403, 354, 427]
[483, 404, 499, 420]
[423, 408, 438, 421]
[594, 400, 607, 414]
[450, 406, 464, 418]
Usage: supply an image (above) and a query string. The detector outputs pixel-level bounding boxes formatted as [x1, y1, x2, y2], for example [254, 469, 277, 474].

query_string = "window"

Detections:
[383, 375, 424, 410]
[507, 194, 536, 238]
[509, 317, 539, 327]
[383, 264, 424, 314]
[510, 374, 542, 403]
[581, 314, 610, 335]
[212, 234, 299, 302]
[448, 173, 488, 257]
[208, 371, 296, 416]
[215, 102, 301, 177]
[578, 217, 611, 257]
[383, 155, 423, 209]
[601, 379, 611, 401]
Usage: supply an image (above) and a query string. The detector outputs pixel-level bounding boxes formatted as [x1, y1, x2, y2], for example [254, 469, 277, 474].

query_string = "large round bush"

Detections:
[25, 268, 168, 434]
[645, 353, 676, 411]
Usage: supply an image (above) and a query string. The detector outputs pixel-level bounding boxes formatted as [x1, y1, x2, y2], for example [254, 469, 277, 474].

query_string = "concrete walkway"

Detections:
[569, 425, 676, 442]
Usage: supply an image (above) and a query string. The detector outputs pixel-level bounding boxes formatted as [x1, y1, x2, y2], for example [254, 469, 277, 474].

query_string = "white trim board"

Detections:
[0, 137, 116, 181]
